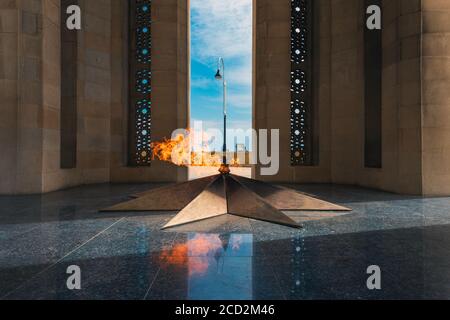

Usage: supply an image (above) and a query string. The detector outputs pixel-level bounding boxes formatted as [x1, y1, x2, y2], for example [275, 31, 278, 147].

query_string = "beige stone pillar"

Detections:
[0, 0, 45, 194]
[40, 0, 114, 192]
[1, 0, 121, 194]
[110, 0, 190, 183]
[421, 0, 450, 195]
[329, 0, 423, 195]
[253, 0, 332, 183]
[329, 0, 365, 186]
[0, 1, 20, 194]
[254, 0, 426, 194]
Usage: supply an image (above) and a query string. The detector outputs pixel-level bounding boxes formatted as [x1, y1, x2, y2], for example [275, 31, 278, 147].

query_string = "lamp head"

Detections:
[215, 69, 222, 80]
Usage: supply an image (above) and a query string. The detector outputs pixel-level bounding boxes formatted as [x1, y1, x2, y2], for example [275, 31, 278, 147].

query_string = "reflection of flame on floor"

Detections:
[159, 234, 242, 276]
[232, 235, 242, 250]
[151, 131, 240, 167]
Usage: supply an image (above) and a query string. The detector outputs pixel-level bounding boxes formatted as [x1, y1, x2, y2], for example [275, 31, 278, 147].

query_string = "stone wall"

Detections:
[0, 0, 20, 194]
[253, 0, 332, 183]
[0, 0, 189, 194]
[40, 0, 113, 193]
[329, 0, 423, 194]
[0, 0, 44, 194]
[329, 0, 364, 187]
[109, 0, 189, 183]
[2, 0, 450, 195]
[0, 1, 19, 193]
[253, 0, 432, 195]
[422, 0, 450, 195]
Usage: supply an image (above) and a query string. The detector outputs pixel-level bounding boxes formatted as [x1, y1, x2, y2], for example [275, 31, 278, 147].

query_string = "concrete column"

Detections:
[330, 0, 365, 186]
[421, 0, 450, 195]
[329, 0, 423, 194]
[395, 0, 423, 194]
[0, 1, 20, 194]
[253, 0, 332, 183]
[40, 0, 114, 192]
[0, 0, 45, 194]
[110, 0, 189, 183]
[75, 0, 112, 185]
[254, 0, 426, 194]
[1, 0, 119, 194]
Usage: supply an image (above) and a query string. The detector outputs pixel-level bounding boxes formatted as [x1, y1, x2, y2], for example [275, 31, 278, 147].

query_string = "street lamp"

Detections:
[215, 57, 229, 173]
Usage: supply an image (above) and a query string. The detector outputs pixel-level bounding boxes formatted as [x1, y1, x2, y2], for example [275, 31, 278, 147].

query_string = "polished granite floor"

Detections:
[1, 181, 450, 300]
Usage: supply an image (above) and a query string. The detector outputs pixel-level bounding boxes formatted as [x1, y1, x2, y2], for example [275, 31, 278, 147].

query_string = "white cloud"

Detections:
[191, 63, 252, 91]
[191, 76, 213, 89]
[227, 61, 252, 87]
[191, 0, 252, 62]
[191, 91, 251, 111]
[228, 92, 252, 109]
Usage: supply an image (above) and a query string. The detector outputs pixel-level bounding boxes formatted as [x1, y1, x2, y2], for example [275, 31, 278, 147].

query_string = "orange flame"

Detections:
[150, 131, 240, 167]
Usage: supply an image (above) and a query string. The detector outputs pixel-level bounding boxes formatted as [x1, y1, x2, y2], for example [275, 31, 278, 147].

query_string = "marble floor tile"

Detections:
[1, 182, 450, 300]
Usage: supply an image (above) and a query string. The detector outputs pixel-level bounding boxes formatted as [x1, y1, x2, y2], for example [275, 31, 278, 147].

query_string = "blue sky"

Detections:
[190, 0, 252, 151]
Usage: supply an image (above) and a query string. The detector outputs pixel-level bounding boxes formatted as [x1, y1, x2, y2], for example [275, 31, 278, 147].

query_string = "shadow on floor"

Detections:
[1, 223, 450, 300]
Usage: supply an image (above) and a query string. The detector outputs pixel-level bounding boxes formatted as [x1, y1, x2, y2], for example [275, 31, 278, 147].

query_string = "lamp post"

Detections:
[215, 57, 229, 174]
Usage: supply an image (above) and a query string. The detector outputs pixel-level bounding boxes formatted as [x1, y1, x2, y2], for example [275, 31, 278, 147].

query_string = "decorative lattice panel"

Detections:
[290, 0, 313, 166]
[129, 0, 152, 166]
